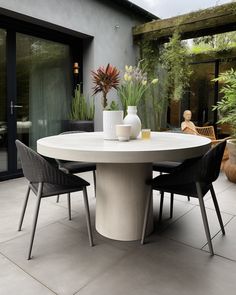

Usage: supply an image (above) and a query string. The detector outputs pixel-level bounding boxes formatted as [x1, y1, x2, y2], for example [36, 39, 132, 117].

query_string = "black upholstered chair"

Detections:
[153, 161, 190, 218]
[153, 161, 181, 174]
[56, 131, 96, 202]
[16, 140, 94, 260]
[142, 141, 226, 255]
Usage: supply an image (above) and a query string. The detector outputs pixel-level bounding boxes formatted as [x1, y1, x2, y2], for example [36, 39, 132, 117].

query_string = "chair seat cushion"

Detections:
[151, 175, 211, 198]
[153, 161, 181, 173]
[30, 182, 84, 198]
[59, 162, 96, 174]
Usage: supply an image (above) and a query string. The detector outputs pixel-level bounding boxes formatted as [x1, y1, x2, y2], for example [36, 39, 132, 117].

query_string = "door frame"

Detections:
[6, 29, 17, 175]
[0, 14, 85, 181]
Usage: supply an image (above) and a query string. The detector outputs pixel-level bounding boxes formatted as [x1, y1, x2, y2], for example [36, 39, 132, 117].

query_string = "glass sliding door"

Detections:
[0, 27, 73, 179]
[0, 29, 7, 172]
[16, 33, 71, 167]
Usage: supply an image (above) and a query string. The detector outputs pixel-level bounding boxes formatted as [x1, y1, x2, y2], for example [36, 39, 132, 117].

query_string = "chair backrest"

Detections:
[16, 140, 50, 183]
[198, 140, 226, 183]
[16, 140, 88, 187]
[159, 141, 226, 187]
[195, 126, 216, 140]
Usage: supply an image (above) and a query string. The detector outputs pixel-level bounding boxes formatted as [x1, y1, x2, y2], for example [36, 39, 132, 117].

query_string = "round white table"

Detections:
[37, 132, 211, 241]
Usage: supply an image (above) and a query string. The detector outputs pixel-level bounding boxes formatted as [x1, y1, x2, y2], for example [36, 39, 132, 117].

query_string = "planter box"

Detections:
[62, 120, 94, 132]
[224, 139, 236, 183]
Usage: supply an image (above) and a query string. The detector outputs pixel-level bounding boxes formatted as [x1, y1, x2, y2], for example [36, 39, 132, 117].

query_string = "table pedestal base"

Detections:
[96, 163, 153, 241]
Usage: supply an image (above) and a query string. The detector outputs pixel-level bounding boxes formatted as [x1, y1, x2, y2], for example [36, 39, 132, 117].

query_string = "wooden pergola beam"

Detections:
[133, 3, 236, 42]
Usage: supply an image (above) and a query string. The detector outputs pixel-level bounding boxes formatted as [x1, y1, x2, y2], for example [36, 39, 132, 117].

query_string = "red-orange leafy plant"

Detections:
[91, 64, 120, 109]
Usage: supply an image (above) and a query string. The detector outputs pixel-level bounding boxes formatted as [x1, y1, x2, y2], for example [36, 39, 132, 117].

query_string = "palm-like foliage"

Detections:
[91, 64, 120, 109]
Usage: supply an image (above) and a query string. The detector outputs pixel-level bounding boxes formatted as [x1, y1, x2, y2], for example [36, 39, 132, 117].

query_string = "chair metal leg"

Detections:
[83, 187, 94, 247]
[170, 193, 174, 218]
[187, 196, 190, 201]
[56, 195, 60, 203]
[210, 184, 225, 235]
[141, 187, 152, 245]
[196, 182, 214, 255]
[67, 193, 72, 220]
[28, 182, 43, 260]
[18, 184, 31, 231]
[93, 170, 96, 197]
[159, 191, 164, 223]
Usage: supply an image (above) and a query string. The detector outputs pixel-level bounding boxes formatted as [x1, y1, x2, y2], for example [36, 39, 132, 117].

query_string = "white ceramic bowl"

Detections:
[116, 124, 131, 141]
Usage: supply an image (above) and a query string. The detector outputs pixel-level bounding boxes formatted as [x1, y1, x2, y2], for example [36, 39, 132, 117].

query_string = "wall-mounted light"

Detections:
[73, 62, 79, 75]
[115, 25, 120, 30]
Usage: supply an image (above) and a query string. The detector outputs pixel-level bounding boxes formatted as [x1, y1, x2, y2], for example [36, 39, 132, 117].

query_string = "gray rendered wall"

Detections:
[0, 0, 148, 130]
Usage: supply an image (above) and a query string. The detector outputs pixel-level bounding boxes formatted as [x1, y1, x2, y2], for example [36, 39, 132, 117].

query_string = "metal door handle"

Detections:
[10, 101, 23, 115]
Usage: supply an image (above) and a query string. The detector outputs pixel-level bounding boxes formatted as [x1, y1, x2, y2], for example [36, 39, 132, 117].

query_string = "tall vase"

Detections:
[103, 110, 124, 140]
[123, 106, 141, 139]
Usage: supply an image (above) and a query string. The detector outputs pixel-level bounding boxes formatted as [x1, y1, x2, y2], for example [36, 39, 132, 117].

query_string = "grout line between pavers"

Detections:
[214, 183, 235, 196]
[201, 246, 236, 263]
[202, 203, 236, 217]
[0, 197, 86, 246]
[160, 234, 236, 264]
[156, 204, 198, 235]
[0, 220, 62, 246]
[0, 251, 58, 295]
[201, 215, 236, 251]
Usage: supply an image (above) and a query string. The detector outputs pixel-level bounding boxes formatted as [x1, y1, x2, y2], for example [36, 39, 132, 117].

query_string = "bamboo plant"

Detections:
[70, 84, 95, 121]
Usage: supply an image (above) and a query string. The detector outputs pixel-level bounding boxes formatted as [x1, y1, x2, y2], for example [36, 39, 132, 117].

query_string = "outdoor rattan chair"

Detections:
[195, 125, 216, 140]
[183, 126, 230, 169]
[16, 140, 94, 260]
[56, 131, 96, 202]
[142, 140, 226, 255]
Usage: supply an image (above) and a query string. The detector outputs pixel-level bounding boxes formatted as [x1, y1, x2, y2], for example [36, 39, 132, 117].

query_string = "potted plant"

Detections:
[91, 63, 123, 140]
[213, 68, 236, 182]
[64, 84, 95, 132]
[118, 63, 158, 138]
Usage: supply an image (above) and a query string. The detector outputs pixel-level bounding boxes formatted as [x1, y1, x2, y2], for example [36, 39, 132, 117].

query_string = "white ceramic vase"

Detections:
[123, 106, 141, 139]
[103, 110, 124, 140]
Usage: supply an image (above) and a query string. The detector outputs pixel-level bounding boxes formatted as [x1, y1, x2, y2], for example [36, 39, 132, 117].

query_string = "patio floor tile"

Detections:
[75, 237, 236, 295]
[0, 173, 236, 295]
[159, 206, 233, 251]
[203, 216, 236, 261]
[205, 184, 236, 215]
[0, 253, 55, 295]
[0, 222, 127, 295]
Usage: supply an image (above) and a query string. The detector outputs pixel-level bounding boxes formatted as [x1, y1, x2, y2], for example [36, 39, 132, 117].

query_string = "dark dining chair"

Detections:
[153, 161, 190, 219]
[16, 140, 94, 260]
[142, 141, 226, 255]
[56, 131, 96, 202]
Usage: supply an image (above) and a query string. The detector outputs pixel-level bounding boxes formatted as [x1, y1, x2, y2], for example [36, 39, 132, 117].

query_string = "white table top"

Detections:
[37, 132, 211, 163]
